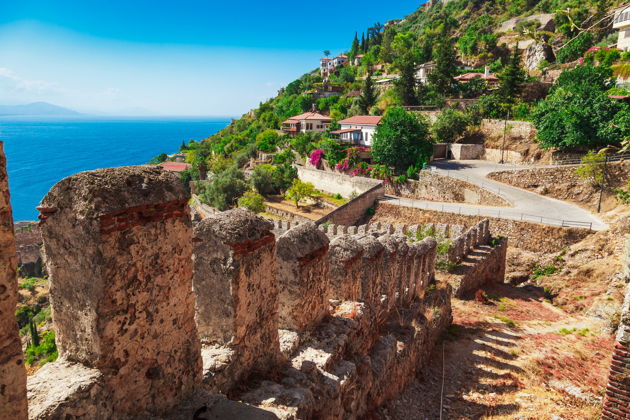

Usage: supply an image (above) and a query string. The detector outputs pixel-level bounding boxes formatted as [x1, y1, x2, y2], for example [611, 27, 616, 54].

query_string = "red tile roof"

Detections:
[609, 94, 630, 100]
[158, 161, 192, 172]
[338, 116, 382, 125]
[330, 128, 362, 134]
[454, 72, 499, 82]
[287, 112, 332, 121]
[321, 57, 331, 61]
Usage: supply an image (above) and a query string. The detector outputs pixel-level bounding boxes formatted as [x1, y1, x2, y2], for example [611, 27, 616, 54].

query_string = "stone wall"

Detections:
[449, 143, 485, 160]
[32, 166, 201, 417]
[483, 148, 525, 164]
[370, 202, 592, 254]
[602, 236, 630, 420]
[0, 142, 28, 419]
[296, 165, 382, 197]
[384, 172, 510, 207]
[317, 183, 385, 226]
[487, 162, 630, 212]
[480, 119, 537, 143]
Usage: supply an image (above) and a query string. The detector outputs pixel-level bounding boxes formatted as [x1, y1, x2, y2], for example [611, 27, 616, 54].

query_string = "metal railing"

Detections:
[379, 196, 593, 230]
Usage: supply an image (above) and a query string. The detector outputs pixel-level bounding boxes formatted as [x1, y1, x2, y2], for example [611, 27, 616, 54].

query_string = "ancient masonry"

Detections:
[602, 235, 630, 420]
[0, 160, 508, 418]
[0, 143, 28, 419]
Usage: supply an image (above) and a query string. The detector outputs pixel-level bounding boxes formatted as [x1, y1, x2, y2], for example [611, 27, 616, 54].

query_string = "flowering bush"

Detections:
[309, 149, 325, 168]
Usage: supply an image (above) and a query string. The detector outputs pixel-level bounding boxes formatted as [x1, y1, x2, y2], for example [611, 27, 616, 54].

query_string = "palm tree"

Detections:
[323, 50, 331, 57]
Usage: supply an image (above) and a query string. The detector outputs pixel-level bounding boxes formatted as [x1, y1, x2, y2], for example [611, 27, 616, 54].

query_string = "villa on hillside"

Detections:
[330, 115, 382, 147]
[416, 61, 436, 84]
[454, 67, 499, 88]
[281, 111, 332, 137]
[614, 4, 630, 50]
[353, 54, 365, 66]
[320, 54, 349, 78]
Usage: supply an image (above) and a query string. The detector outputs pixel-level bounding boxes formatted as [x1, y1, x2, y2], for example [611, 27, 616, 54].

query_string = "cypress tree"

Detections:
[361, 32, 366, 52]
[394, 54, 418, 106]
[358, 72, 378, 114]
[29, 318, 39, 348]
[350, 32, 360, 59]
[428, 40, 457, 95]
[498, 46, 526, 103]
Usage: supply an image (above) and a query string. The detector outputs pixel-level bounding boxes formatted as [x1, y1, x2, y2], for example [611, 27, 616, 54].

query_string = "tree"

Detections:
[256, 129, 281, 153]
[251, 164, 278, 195]
[323, 49, 331, 57]
[350, 32, 360, 60]
[575, 150, 606, 187]
[285, 179, 316, 209]
[554, 64, 613, 92]
[532, 84, 628, 150]
[371, 107, 432, 173]
[361, 32, 366, 53]
[200, 167, 248, 210]
[498, 47, 526, 102]
[357, 72, 378, 113]
[148, 153, 168, 164]
[556, 32, 593, 64]
[274, 163, 298, 193]
[378, 26, 396, 63]
[238, 191, 266, 213]
[394, 54, 418, 106]
[428, 40, 457, 95]
[431, 108, 471, 143]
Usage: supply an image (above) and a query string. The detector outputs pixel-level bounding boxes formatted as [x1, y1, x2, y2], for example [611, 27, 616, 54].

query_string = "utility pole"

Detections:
[596, 154, 608, 213]
[500, 110, 510, 164]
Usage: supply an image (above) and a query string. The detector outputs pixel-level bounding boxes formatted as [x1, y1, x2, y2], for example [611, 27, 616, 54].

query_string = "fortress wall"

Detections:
[276, 223, 331, 332]
[193, 209, 281, 392]
[33, 166, 201, 417]
[0, 142, 28, 420]
[602, 236, 630, 420]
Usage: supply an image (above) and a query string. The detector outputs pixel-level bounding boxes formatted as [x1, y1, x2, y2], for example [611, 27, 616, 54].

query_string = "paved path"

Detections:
[383, 160, 607, 231]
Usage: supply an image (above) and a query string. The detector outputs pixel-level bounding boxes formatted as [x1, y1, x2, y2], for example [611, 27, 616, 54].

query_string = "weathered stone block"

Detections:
[358, 235, 384, 308]
[328, 236, 363, 301]
[39, 166, 201, 416]
[276, 223, 330, 332]
[0, 142, 28, 420]
[193, 209, 281, 390]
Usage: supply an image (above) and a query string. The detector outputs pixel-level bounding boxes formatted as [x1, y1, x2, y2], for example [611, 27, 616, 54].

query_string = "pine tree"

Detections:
[428, 40, 457, 95]
[358, 72, 378, 114]
[498, 46, 526, 103]
[394, 54, 418, 106]
[350, 32, 360, 60]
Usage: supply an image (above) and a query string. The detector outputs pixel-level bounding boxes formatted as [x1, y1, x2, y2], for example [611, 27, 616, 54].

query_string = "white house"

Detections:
[281, 112, 332, 137]
[614, 5, 630, 51]
[331, 116, 382, 147]
[416, 61, 436, 84]
[320, 54, 349, 78]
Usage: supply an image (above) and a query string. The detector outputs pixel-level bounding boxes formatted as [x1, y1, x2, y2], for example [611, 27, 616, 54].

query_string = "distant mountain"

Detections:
[0, 102, 81, 116]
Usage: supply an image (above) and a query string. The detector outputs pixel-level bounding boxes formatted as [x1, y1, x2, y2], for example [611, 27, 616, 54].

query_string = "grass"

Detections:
[313, 190, 348, 206]
[558, 327, 591, 337]
[18, 277, 46, 293]
[494, 315, 517, 328]
[531, 264, 559, 279]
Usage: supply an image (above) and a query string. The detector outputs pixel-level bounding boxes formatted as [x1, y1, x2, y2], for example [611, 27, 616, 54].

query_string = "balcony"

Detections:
[614, 8, 630, 29]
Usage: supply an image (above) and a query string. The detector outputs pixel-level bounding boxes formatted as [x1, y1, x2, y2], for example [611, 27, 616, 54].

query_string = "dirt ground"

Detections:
[374, 283, 613, 420]
[264, 195, 335, 221]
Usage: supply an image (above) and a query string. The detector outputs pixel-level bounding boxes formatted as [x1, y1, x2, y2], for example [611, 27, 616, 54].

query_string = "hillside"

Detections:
[0, 102, 81, 116]
[168, 0, 629, 212]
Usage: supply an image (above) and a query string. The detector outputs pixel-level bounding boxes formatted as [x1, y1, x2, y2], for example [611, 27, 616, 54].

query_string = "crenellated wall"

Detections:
[0, 142, 28, 420]
[9, 165, 477, 419]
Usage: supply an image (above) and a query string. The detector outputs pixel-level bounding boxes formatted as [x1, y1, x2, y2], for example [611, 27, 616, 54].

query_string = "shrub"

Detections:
[255, 129, 281, 153]
[308, 149, 325, 168]
[25, 330, 58, 367]
[431, 108, 470, 143]
[148, 153, 168, 164]
[238, 191, 266, 213]
[251, 164, 278, 195]
[199, 168, 248, 210]
[575, 151, 607, 187]
[556, 32, 593, 64]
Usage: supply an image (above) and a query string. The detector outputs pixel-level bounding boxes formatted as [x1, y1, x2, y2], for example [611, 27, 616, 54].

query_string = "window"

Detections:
[306, 123, 313, 130]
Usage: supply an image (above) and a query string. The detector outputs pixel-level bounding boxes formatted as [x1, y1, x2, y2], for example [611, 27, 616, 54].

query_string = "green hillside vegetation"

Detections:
[164, 0, 629, 211]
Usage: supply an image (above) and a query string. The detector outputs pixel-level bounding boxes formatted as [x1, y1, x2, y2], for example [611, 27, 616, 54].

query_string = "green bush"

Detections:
[238, 191, 266, 213]
[556, 32, 593, 64]
[431, 108, 470, 143]
[199, 168, 248, 211]
[25, 330, 58, 367]
[251, 164, 278, 195]
[255, 129, 281, 153]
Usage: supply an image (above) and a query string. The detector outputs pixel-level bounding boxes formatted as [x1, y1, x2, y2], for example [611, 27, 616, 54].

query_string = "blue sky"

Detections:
[0, 1, 422, 116]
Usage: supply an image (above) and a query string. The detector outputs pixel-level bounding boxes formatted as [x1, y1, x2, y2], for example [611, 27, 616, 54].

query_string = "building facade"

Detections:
[331, 115, 382, 147]
[281, 112, 332, 137]
[614, 5, 630, 51]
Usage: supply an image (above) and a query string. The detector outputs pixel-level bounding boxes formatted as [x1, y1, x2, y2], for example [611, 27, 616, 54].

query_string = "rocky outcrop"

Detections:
[524, 42, 555, 71]
[0, 142, 28, 419]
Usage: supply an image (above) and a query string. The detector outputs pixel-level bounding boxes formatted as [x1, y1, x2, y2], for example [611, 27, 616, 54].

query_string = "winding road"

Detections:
[382, 160, 608, 231]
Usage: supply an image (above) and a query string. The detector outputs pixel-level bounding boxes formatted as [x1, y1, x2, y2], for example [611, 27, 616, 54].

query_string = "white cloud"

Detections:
[0, 67, 67, 95]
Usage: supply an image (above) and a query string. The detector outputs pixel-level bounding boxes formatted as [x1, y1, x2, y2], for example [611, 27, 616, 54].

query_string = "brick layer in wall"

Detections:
[602, 341, 630, 420]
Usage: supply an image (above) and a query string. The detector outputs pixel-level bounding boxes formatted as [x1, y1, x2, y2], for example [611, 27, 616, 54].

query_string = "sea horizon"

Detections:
[1, 116, 231, 222]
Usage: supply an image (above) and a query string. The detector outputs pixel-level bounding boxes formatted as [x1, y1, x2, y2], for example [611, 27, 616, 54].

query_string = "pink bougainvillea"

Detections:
[309, 149, 325, 168]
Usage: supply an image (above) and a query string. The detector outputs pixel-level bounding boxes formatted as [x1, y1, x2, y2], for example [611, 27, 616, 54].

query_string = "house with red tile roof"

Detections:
[320, 54, 349, 78]
[158, 161, 192, 172]
[281, 111, 333, 137]
[454, 66, 499, 87]
[330, 115, 382, 147]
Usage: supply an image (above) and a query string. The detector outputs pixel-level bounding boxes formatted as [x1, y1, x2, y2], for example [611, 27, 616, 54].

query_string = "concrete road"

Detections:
[383, 160, 607, 231]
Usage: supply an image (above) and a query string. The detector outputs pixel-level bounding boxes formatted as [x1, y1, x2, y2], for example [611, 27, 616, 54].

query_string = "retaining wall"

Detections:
[317, 183, 385, 226]
[384, 172, 510, 207]
[296, 165, 382, 197]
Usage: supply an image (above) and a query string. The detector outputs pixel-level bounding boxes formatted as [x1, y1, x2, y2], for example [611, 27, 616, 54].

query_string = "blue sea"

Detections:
[0, 116, 230, 221]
